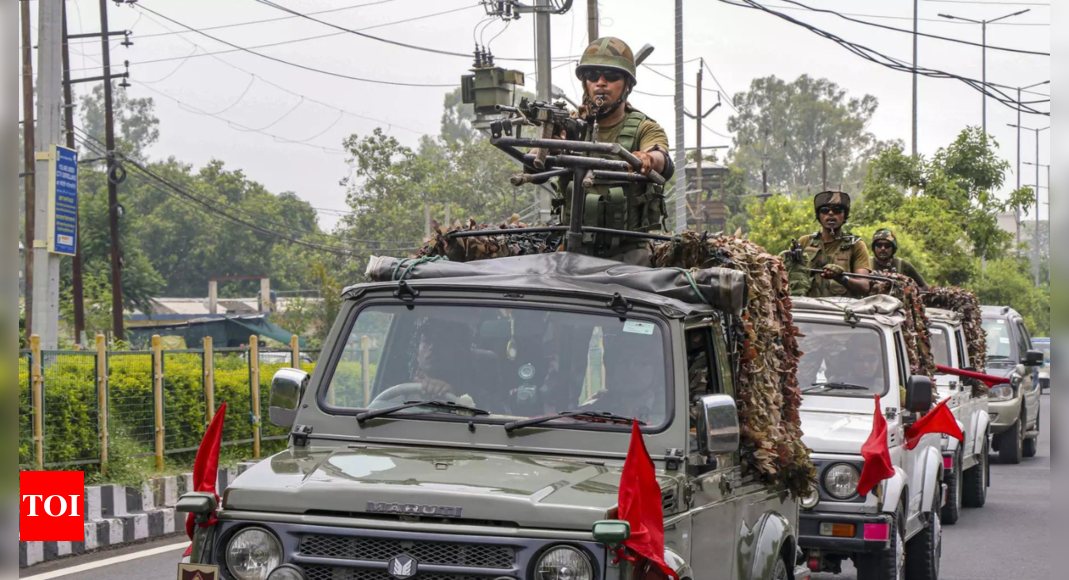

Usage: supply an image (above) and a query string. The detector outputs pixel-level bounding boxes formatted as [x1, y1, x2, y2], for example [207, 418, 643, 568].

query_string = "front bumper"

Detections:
[987, 397, 1022, 433]
[798, 512, 893, 554]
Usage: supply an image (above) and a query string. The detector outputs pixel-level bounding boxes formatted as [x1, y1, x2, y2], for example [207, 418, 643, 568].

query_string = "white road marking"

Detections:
[21, 542, 190, 580]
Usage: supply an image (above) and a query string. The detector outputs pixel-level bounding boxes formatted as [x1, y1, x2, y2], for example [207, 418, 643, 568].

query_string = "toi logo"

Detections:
[20, 471, 86, 542]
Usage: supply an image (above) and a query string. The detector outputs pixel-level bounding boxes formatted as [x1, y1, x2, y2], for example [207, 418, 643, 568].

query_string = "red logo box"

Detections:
[20, 471, 85, 542]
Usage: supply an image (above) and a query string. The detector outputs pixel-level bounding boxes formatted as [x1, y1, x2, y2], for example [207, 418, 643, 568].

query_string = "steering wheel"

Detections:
[367, 382, 458, 410]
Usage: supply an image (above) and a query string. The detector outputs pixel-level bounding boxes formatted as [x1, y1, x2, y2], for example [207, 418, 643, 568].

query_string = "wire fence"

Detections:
[19, 336, 321, 474]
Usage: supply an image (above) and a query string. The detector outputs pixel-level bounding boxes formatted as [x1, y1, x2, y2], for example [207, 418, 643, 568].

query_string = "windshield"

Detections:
[982, 318, 1015, 361]
[930, 326, 952, 368]
[1035, 341, 1050, 364]
[796, 320, 889, 398]
[324, 304, 670, 428]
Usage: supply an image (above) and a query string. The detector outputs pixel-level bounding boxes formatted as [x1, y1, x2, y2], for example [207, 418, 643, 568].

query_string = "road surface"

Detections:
[21, 394, 1049, 580]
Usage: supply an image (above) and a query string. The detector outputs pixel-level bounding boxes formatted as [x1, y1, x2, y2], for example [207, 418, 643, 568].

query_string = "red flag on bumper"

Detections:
[858, 396, 896, 497]
[905, 397, 964, 450]
[617, 420, 679, 579]
[186, 403, 227, 543]
[935, 364, 1009, 388]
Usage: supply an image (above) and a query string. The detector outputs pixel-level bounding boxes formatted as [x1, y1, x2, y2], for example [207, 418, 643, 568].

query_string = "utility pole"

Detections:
[99, 0, 125, 342]
[586, 0, 599, 43]
[1008, 122, 1049, 287]
[32, 0, 65, 348]
[535, 0, 552, 102]
[939, 9, 1030, 137]
[695, 65, 703, 198]
[822, 149, 828, 191]
[673, 0, 686, 233]
[1012, 80, 1049, 252]
[912, 0, 919, 157]
[21, 0, 36, 336]
[62, 3, 86, 346]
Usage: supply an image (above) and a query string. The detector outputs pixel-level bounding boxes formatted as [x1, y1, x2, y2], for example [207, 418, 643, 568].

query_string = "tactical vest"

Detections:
[800, 231, 862, 298]
[560, 111, 666, 256]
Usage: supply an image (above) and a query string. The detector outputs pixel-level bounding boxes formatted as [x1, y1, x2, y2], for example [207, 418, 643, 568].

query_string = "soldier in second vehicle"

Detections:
[559, 36, 675, 265]
[871, 227, 927, 288]
[783, 191, 872, 298]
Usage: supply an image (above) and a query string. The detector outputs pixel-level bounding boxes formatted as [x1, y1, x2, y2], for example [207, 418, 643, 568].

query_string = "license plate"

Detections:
[177, 563, 220, 580]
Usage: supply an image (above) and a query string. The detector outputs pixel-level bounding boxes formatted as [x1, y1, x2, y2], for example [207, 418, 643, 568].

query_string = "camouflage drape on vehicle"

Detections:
[921, 286, 989, 398]
[417, 217, 561, 262]
[869, 272, 938, 390]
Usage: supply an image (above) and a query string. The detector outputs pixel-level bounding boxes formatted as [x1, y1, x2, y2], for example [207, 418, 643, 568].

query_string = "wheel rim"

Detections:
[933, 507, 942, 577]
[894, 521, 905, 580]
[1017, 420, 1024, 456]
[956, 462, 963, 510]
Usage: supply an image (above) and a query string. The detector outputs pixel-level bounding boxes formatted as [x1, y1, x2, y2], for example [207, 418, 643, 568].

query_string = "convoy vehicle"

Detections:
[1032, 337, 1050, 391]
[979, 306, 1044, 464]
[926, 309, 990, 524]
[178, 253, 810, 580]
[792, 296, 944, 580]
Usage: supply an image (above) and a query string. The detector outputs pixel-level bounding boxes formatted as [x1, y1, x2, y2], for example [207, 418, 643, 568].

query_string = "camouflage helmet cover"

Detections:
[813, 190, 851, 220]
[576, 37, 638, 84]
[872, 228, 898, 253]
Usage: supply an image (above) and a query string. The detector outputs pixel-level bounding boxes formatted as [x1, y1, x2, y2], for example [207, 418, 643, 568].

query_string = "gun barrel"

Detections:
[807, 269, 898, 283]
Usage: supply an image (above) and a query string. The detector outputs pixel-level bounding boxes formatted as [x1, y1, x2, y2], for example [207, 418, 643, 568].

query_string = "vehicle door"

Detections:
[684, 323, 738, 580]
[952, 326, 981, 456]
[1014, 319, 1040, 430]
[895, 329, 928, 533]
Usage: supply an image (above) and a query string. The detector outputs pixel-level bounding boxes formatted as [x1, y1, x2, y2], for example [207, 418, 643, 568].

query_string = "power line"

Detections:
[762, 2, 1048, 25]
[773, 0, 1049, 55]
[923, 0, 1048, 5]
[701, 60, 739, 113]
[134, 4, 461, 88]
[134, 0, 401, 39]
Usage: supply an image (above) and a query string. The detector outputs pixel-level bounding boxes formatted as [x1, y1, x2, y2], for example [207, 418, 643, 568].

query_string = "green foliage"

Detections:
[967, 258, 1050, 336]
[743, 195, 813, 255]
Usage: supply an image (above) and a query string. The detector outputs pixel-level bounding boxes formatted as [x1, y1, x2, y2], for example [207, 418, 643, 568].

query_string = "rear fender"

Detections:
[881, 468, 907, 514]
[943, 435, 960, 455]
[740, 512, 795, 580]
[921, 448, 943, 512]
[663, 548, 694, 580]
[974, 413, 991, 457]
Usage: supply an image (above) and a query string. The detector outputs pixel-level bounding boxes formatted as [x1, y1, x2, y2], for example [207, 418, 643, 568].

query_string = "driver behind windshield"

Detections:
[413, 317, 475, 400]
[799, 329, 885, 393]
[581, 331, 665, 423]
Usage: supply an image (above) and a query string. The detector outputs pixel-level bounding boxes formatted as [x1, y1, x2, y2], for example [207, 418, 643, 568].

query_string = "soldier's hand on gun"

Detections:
[820, 264, 846, 281]
[632, 150, 654, 175]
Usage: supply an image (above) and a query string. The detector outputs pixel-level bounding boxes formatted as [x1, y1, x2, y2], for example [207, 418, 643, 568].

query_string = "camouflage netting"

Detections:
[921, 286, 989, 397]
[417, 216, 560, 262]
[650, 231, 814, 498]
[869, 272, 938, 399]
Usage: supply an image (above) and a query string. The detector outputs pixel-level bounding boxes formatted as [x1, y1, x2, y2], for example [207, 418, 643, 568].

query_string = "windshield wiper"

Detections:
[357, 400, 490, 425]
[802, 382, 871, 394]
[504, 410, 643, 433]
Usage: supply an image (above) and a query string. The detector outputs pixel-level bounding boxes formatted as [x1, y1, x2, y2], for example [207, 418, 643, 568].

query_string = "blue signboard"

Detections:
[47, 145, 79, 256]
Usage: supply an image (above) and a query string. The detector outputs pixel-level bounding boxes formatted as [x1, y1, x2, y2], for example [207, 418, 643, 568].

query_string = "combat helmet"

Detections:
[576, 37, 638, 84]
[813, 190, 852, 221]
[871, 228, 898, 254]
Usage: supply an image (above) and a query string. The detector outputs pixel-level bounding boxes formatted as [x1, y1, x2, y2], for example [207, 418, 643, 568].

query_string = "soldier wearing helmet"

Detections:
[559, 37, 673, 265]
[782, 191, 872, 297]
[871, 228, 927, 288]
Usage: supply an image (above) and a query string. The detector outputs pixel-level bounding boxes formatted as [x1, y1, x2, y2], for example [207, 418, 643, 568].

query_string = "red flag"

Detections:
[858, 396, 896, 497]
[905, 397, 964, 450]
[935, 365, 1009, 388]
[617, 421, 679, 579]
[186, 403, 227, 543]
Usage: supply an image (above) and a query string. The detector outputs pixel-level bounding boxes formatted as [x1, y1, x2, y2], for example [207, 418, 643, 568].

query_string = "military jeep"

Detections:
[178, 254, 809, 580]
[791, 296, 945, 580]
[926, 308, 990, 524]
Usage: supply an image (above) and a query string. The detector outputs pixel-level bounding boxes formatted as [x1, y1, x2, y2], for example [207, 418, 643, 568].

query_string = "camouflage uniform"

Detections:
[783, 191, 872, 298]
[871, 228, 927, 287]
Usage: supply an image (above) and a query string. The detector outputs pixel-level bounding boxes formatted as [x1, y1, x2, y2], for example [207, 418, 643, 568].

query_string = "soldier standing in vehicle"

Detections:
[559, 37, 675, 265]
[871, 228, 927, 288]
[783, 191, 872, 297]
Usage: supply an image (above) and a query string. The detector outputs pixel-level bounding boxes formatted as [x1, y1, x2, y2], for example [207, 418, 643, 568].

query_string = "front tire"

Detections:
[962, 436, 989, 508]
[770, 557, 789, 580]
[856, 507, 905, 580]
[941, 451, 962, 525]
[1023, 403, 1039, 458]
[997, 417, 1023, 464]
[905, 487, 942, 580]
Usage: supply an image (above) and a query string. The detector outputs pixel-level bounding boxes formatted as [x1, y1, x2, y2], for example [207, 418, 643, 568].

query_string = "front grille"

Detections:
[304, 567, 496, 580]
[299, 535, 515, 569]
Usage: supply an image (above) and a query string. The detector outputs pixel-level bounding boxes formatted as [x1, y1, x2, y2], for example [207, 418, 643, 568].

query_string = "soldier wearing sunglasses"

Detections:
[556, 37, 673, 264]
[782, 190, 872, 297]
[871, 228, 927, 288]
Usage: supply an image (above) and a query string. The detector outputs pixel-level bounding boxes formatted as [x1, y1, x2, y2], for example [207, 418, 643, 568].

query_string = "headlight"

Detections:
[267, 565, 305, 580]
[990, 385, 1014, 400]
[800, 485, 820, 510]
[226, 527, 283, 580]
[536, 546, 594, 580]
[823, 464, 861, 500]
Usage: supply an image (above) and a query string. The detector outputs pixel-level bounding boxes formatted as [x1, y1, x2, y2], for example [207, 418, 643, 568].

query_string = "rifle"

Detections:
[786, 238, 805, 263]
[808, 269, 899, 283]
[496, 98, 588, 169]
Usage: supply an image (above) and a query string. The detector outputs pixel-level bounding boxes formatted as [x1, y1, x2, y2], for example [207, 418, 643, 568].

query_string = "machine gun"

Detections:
[495, 98, 588, 171]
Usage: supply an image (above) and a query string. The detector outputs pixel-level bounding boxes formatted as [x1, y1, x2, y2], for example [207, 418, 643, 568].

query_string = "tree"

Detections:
[967, 258, 1049, 336]
[727, 75, 889, 195]
[744, 195, 813, 255]
[79, 83, 160, 156]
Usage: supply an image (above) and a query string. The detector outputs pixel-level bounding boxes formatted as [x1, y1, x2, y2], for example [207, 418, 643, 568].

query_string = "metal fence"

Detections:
[19, 334, 321, 474]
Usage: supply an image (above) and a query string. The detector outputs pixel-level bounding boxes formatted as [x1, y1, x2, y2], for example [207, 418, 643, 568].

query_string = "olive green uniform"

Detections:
[789, 231, 872, 298]
[593, 107, 669, 153]
[874, 257, 926, 287]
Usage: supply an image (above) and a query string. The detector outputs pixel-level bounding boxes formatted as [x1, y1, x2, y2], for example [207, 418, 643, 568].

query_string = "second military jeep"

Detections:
[792, 296, 945, 580]
[179, 254, 809, 580]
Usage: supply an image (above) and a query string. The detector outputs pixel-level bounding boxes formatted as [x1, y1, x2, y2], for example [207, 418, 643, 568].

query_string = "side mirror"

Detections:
[700, 394, 741, 455]
[269, 368, 310, 428]
[1022, 350, 1044, 367]
[592, 520, 631, 547]
[905, 375, 934, 413]
[175, 492, 218, 516]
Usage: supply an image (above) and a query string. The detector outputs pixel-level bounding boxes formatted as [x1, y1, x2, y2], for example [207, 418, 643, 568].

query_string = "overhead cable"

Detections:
[134, 0, 401, 39]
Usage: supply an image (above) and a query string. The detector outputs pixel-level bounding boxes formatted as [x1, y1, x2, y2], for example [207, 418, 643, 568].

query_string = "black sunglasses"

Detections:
[818, 206, 845, 215]
[581, 68, 625, 83]
[873, 242, 895, 249]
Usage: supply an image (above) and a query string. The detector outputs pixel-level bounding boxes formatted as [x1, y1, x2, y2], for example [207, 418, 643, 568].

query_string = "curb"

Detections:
[20, 464, 258, 568]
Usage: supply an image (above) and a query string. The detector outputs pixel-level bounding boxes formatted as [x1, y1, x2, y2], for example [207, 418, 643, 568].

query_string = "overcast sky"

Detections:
[21, 0, 1051, 229]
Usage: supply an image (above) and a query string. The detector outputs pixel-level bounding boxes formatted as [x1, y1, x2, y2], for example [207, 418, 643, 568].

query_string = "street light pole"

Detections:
[1010, 80, 1049, 252]
[939, 9, 1030, 136]
[1009, 123, 1049, 287]
[1024, 160, 1050, 286]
